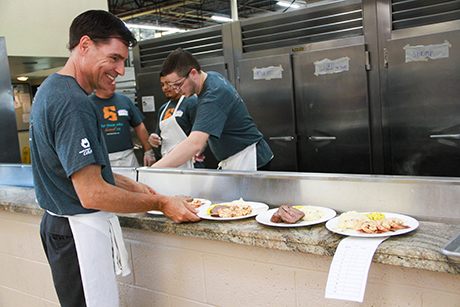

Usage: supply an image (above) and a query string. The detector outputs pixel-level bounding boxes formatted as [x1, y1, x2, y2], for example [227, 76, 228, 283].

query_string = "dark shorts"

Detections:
[40, 211, 86, 307]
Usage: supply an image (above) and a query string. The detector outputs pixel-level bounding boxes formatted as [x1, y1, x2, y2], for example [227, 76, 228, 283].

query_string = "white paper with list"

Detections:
[325, 236, 388, 302]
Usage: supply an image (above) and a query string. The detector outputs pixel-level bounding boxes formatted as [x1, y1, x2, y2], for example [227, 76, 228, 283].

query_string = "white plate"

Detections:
[198, 201, 269, 221]
[147, 198, 211, 215]
[325, 212, 419, 237]
[256, 206, 336, 228]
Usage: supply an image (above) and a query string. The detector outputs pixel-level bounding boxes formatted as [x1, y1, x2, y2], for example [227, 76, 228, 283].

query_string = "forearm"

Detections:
[153, 139, 200, 167]
[113, 172, 140, 192]
[153, 131, 209, 168]
[74, 171, 162, 213]
[86, 183, 168, 213]
[71, 164, 200, 222]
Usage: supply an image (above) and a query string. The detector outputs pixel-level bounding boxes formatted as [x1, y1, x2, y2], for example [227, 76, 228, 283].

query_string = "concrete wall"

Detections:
[1, 210, 460, 307]
[0, 0, 108, 58]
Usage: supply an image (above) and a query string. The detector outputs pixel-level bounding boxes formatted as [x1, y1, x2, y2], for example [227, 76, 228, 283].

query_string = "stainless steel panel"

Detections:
[0, 37, 21, 163]
[0, 164, 33, 187]
[237, 54, 297, 171]
[137, 167, 460, 224]
[293, 44, 371, 174]
[239, 0, 364, 53]
[441, 231, 460, 260]
[387, 30, 460, 176]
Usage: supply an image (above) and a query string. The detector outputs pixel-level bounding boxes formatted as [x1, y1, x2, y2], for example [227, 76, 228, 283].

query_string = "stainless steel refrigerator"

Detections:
[0, 37, 21, 163]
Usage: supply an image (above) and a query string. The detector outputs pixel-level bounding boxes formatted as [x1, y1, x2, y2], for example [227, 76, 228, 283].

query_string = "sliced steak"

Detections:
[270, 209, 283, 223]
[272, 205, 305, 224]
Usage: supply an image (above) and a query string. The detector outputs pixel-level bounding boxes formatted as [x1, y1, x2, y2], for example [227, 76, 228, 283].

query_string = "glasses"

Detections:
[167, 69, 192, 90]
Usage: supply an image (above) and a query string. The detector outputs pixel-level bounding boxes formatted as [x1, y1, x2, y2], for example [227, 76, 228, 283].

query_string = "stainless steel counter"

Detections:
[137, 167, 460, 224]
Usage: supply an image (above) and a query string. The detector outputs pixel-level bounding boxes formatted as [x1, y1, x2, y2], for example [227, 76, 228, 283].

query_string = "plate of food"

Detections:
[198, 198, 269, 221]
[256, 205, 336, 227]
[147, 196, 211, 215]
[325, 211, 419, 237]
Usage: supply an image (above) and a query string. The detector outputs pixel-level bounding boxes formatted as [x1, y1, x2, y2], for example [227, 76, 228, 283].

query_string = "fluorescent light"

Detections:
[211, 15, 233, 22]
[277, 1, 301, 9]
[125, 23, 185, 32]
[17, 76, 29, 81]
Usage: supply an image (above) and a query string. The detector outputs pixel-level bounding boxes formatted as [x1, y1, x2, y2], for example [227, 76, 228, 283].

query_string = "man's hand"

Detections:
[148, 133, 162, 147]
[160, 196, 201, 223]
[193, 153, 206, 162]
[143, 149, 156, 166]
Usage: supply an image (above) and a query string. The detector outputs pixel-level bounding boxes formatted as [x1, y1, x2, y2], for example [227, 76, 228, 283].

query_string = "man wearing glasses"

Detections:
[152, 48, 273, 171]
[148, 73, 205, 168]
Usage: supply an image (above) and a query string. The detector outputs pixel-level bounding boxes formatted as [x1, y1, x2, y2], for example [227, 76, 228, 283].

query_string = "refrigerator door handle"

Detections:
[430, 134, 460, 139]
[309, 136, 337, 141]
[269, 136, 295, 142]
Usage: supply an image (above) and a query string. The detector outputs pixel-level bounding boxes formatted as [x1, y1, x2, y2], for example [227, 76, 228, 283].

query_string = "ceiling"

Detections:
[10, 0, 313, 82]
[112, 0, 302, 30]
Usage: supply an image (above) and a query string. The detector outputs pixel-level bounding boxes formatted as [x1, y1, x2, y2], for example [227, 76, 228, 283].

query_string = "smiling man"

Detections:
[29, 10, 199, 307]
[152, 48, 274, 171]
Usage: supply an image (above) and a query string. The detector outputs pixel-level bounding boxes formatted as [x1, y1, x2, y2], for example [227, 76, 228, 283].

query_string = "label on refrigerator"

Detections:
[314, 57, 350, 76]
[253, 65, 283, 80]
[404, 40, 451, 63]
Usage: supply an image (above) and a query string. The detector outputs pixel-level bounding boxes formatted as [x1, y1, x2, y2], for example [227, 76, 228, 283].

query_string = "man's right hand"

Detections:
[148, 133, 162, 147]
[160, 196, 201, 223]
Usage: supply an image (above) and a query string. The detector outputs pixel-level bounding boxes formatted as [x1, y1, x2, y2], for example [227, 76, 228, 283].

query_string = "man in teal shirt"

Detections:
[152, 48, 273, 171]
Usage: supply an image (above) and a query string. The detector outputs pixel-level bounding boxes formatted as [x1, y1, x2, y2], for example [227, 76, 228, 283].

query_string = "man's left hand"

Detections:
[144, 150, 156, 166]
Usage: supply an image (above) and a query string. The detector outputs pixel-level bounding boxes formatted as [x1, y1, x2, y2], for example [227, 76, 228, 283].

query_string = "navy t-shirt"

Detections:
[193, 71, 273, 167]
[89, 92, 144, 153]
[30, 73, 114, 215]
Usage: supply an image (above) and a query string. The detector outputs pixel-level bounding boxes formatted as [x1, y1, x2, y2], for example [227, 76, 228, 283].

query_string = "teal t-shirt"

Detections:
[30, 73, 114, 215]
[89, 92, 144, 153]
[193, 71, 273, 167]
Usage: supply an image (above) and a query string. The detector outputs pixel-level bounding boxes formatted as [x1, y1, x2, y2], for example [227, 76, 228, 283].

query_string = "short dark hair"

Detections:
[161, 48, 201, 77]
[68, 10, 137, 51]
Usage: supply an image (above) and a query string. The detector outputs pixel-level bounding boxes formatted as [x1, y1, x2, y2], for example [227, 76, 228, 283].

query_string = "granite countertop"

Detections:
[2, 185, 460, 274]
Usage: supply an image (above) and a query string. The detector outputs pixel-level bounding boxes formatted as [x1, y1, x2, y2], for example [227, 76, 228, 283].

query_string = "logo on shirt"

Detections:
[79, 138, 93, 156]
[103, 106, 118, 121]
[164, 108, 175, 120]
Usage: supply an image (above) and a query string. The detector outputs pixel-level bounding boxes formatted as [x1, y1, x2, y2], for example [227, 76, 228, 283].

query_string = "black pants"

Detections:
[40, 211, 86, 307]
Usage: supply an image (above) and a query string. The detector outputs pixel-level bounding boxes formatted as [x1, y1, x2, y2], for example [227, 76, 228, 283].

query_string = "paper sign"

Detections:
[142, 96, 155, 112]
[404, 41, 451, 63]
[314, 57, 350, 76]
[22, 102, 31, 113]
[253, 65, 283, 80]
[22, 113, 30, 123]
[19, 93, 31, 104]
[325, 236, 387, 302]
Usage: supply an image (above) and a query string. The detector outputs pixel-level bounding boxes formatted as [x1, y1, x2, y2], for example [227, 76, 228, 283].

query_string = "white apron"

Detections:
[108, 148, 139, 167]
[159, 96, 194, 169]
[48, 210, 130, 307]
[218, 142, 257, 171]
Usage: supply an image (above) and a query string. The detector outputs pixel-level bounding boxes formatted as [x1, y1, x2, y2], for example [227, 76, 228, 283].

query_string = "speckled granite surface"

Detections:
[2, 185, 460, 274]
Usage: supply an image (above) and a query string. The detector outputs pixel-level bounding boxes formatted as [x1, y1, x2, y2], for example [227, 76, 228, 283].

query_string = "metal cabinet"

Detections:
[237, 54, 297, 171]
[293, 44, 371, 174]
[386, 30, 460, 176]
